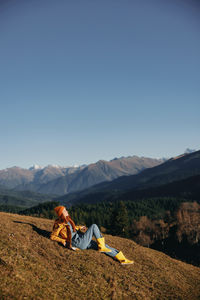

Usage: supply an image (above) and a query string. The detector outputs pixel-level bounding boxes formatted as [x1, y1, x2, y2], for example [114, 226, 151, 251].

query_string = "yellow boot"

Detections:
[115, 251, 134, 265]
[97, 237, 112, 253]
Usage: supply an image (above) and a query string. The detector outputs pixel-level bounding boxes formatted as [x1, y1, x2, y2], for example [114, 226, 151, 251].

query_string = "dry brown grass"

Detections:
[0, 211, 200, 300]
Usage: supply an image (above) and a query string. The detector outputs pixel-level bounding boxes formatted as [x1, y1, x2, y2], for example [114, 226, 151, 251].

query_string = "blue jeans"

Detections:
[72, 224, 119, 258]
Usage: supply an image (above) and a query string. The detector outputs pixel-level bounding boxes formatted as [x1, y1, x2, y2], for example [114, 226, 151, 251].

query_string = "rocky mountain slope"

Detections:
[58, 150, 200, 206]
[0, 165, 82, 189]
[94, 150, 200, 192]
[0, 156, 164, 195]
[0, 212, 200, 300]
[37, 156, 164, 195]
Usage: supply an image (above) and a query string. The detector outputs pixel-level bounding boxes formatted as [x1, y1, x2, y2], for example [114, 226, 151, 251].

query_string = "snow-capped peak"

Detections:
[46, 164, 62, 168]
[29, 164, 43, 170]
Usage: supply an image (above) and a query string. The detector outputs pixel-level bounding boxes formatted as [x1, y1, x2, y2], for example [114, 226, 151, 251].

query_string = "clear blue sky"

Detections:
[0, 0, 199, 169]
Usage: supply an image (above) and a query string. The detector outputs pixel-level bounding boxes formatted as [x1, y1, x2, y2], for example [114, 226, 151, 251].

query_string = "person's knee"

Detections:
[92, 224, 99, 230]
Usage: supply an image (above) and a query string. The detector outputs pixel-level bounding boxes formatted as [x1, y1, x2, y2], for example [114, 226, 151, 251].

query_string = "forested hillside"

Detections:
[0, 188, 54, 212]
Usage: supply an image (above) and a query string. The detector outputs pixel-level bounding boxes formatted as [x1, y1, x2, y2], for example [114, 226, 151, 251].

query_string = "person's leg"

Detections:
[88, 240, 133, 264]
[104, 243, 119, 257]
[87, 240, 119, 258]
[89, 224, 103, 239]
[87, 224, 112, 252]
[72, 224, 102, 250]
[73, 224, 122, 257]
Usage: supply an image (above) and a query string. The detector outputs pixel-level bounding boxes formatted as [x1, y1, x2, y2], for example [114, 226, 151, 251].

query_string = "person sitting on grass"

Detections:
[50, 206, 134, 265]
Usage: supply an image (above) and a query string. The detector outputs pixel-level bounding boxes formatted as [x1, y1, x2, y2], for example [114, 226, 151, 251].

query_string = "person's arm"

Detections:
[75, 225, 87, 232]
[50, 223, 66, 246]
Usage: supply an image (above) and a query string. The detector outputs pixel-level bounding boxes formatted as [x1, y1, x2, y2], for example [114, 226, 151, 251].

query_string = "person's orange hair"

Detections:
[54, 206, 65, 217]
[54, 206, 76, 232]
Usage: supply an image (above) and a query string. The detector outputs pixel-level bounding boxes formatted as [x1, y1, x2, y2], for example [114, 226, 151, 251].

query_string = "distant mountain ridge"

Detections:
[0, 165, 85, 190]
[37, 156, 164, 195]
[57, 149, 200, 206]
[0, 156, 164, 195]
[91, 150, 200, 192]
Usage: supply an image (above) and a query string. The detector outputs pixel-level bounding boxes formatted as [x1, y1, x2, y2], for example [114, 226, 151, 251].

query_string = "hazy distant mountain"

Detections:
[0, 167, 35, 189]
[34, 156, 164, 195]
[92, 150, 200, 192]
[0, 165, 85, 191]
[34, 156, 163, 195]
[0, 156, 164, 195]
[57, 150, 200, 206]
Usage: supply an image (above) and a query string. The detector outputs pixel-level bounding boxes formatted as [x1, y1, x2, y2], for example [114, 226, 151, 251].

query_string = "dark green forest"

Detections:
[68, 197, 194, 235]
[11, 196, 195, 237]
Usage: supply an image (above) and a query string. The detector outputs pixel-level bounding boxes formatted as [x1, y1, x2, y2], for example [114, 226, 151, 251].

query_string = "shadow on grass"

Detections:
[13, 221, 51, 239]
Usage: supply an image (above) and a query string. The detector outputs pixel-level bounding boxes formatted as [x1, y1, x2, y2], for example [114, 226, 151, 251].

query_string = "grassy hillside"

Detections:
[0, 212, 200, 299]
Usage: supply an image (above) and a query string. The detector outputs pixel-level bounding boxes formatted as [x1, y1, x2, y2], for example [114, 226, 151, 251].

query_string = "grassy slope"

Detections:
[0, 212, 200, 300]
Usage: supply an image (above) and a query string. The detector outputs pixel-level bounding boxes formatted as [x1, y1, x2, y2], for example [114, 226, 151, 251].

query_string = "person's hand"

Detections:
[70, 247, 79, 251]
[81, 226, 86, 231]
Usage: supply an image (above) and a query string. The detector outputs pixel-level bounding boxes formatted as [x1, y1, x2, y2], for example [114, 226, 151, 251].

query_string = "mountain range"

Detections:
[1, 149, 199, 210]
[0, 156, 164, 195]
[57, 149, 200, 206]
